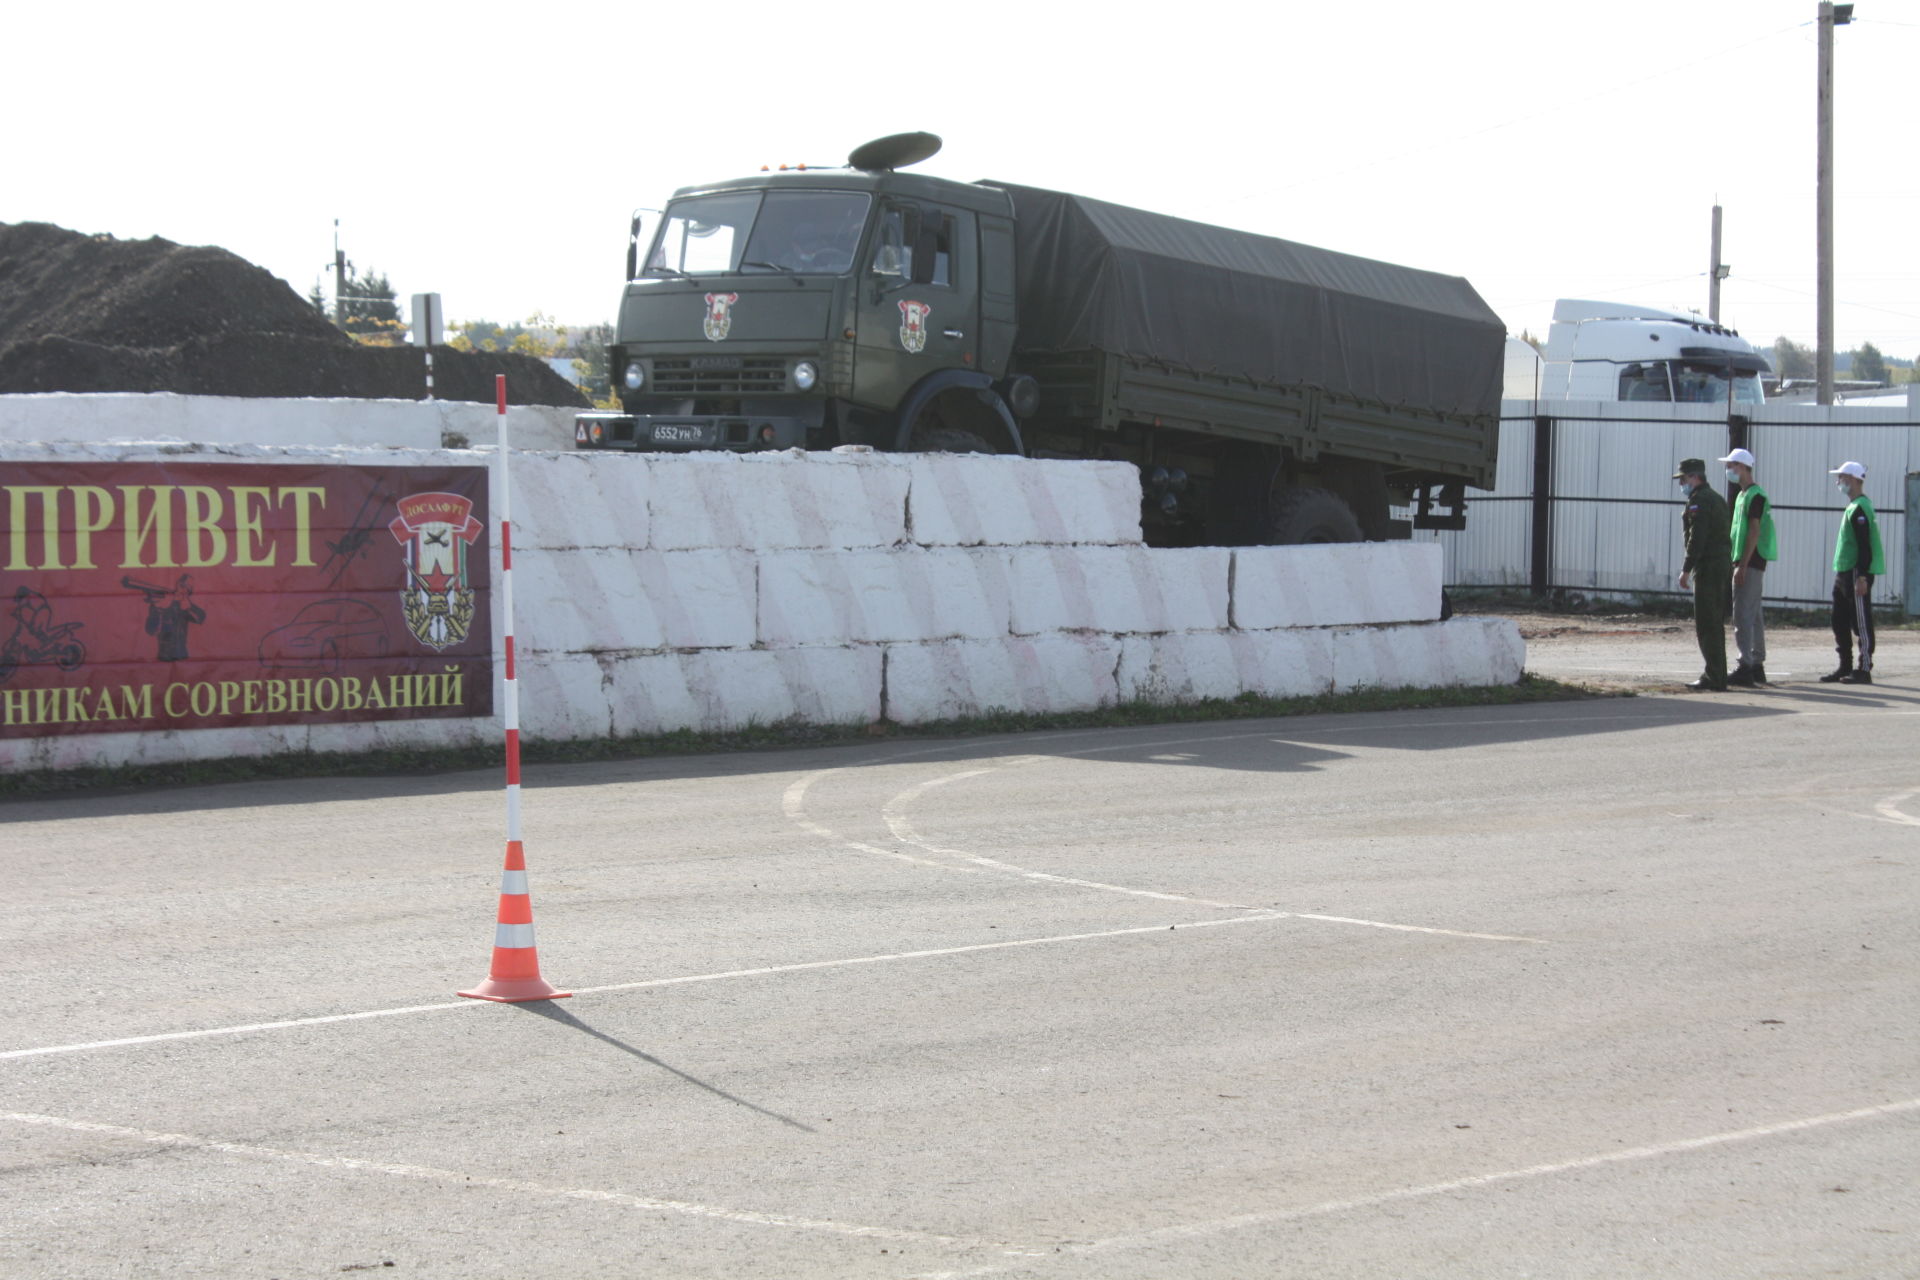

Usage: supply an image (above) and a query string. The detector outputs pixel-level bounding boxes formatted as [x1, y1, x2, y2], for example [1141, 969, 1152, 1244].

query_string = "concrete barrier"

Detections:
[0, 392, 578, 452]
[0, 395, 1526, 772]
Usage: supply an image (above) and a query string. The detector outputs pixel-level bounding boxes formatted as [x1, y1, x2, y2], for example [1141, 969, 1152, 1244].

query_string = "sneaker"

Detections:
[1838, 670, 1873, 685]
[1819, 668, 1852, 683]
[1685, 677, 1727, 692]
[1727, 666, 1756, 687]
[1752, 664, 1768, 685]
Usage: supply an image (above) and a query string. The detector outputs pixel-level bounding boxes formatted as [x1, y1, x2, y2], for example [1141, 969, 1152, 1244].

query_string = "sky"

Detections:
[6, 0, 1917, 355]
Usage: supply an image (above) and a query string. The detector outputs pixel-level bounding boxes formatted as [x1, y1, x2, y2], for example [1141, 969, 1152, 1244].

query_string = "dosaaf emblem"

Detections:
[898, 299, 931, 354]
[389, 491, 482, 651]
[703, 292, 739, 342]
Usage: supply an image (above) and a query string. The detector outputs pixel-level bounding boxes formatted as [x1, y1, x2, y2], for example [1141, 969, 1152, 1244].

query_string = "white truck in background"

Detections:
[1533, 298, 1770, 404]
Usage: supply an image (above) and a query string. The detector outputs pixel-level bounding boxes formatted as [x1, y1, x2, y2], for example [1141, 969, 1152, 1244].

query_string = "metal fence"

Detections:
[1419, 397, 1920, 609]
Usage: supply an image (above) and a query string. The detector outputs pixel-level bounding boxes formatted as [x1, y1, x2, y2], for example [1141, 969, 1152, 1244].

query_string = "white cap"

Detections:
[1718, 448, 1756, 467]
[1830, 460, 1867, 479]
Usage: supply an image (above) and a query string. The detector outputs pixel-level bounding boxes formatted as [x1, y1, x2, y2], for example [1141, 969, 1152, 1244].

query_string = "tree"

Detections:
[569, 321, 614, 406]
[1770, 336, 1814, 380]
[337, 263, 404, 345]
[448, 314, 566, 357]
[1516, 329, 1543, 352]
[1851, 341, 1888, 384]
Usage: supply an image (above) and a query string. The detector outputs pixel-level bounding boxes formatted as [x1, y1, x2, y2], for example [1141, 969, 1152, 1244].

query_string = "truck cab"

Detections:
[578, 139, 1026, 456]
[1536, 298, 1770, 404]
[578, 134, 1505, 551]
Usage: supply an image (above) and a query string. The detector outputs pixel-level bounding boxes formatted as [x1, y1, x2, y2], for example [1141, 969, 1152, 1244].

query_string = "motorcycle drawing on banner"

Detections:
[0, 587, 87, 683]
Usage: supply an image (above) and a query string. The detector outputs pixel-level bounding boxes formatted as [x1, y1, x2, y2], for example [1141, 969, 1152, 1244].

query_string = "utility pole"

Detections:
[1816, 2, 1854, 405]
[333, 219, 347, 333]
[1708, 204, 1728, 323]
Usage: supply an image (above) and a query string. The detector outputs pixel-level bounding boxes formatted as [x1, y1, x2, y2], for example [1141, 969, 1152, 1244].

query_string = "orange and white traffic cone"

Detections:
[458, 839, 570, 1003]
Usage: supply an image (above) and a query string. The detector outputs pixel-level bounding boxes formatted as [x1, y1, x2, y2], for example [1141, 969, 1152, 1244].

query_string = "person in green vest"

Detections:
[1718, 448, 1777, 687]
[1822, 460, 1885, 685]
[1674, 458, 1731, 692]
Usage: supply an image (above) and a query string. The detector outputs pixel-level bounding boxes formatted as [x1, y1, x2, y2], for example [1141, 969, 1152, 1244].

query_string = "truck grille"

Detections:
[650, 358, 788, 396]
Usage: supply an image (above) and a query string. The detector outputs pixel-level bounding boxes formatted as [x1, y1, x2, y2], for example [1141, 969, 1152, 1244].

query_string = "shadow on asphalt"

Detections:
[511, 1000, 817, 1133]
[10, 681, 1909, 817]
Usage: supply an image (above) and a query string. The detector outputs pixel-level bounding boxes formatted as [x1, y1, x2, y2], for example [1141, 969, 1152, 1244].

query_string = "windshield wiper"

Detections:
[645, 266, 701, 283]
[742, 261, 806, 286]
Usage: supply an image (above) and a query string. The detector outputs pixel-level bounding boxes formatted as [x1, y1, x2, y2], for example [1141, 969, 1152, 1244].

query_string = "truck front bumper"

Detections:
[574, 412, 808, 452]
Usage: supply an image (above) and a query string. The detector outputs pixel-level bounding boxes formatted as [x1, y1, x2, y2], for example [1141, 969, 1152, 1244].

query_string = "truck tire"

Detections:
[1267, 485, 1363, 544]
[911, 425, 994, 454]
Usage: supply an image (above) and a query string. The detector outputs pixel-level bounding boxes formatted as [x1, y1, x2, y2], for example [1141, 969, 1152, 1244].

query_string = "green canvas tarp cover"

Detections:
[986, 182, 1505, 421]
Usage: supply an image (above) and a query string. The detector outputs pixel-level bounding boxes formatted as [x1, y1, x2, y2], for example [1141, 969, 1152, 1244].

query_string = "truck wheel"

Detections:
[1267, 485, 1363, 544]
[911, 426, 994, 454]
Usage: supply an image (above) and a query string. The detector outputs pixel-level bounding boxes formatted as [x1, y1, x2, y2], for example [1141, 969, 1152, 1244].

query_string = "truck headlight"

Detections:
[792, 361, 818, 391]
[623, 363, 645, 391]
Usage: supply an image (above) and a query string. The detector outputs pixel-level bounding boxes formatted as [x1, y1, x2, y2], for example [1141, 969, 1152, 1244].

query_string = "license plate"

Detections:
[651, 424, 710, 445]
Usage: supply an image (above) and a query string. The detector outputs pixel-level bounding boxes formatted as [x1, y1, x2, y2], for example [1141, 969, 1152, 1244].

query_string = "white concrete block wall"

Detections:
[0, 712, 495, 774]
[1008, 546, 1232, 636]
[647, 451, 910, 551]
[1330, 617, 1525, 693]
[521, 646, 883, 738]
[1117, 629, 1335, 704]
[903, 454, 1142, 546]
[1232, 543, 1443, 630]
[882, 635, 1123, 725]
[514, 548, 758, 653]
[507, 449, 651, 551]
[0, 392, 578, 453]
[759, 548, 1012, 646]
[0, 409, 1528, 770]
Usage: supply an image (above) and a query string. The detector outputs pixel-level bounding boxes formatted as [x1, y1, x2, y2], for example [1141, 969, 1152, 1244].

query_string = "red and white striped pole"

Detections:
[459, 375, 570, 1002]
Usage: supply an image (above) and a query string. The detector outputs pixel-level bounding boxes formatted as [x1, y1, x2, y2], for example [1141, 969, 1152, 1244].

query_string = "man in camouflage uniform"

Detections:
[1674, 459, 1731, 692]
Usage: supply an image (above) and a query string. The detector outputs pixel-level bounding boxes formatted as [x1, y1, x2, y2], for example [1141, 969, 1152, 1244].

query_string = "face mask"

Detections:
[1836, 478, 1852, 492]
[1726, 469, 1741, 482]
[1678, 478, 1694, 493]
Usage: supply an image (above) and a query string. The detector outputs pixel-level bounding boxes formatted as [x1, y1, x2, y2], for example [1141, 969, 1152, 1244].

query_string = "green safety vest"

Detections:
[1730, 483, 1778, 563]
[1832, 494, 1887, 574]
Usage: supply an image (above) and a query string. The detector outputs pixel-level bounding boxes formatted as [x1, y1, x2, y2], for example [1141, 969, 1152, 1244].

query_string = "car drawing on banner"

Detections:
[258, 598, 391, 673]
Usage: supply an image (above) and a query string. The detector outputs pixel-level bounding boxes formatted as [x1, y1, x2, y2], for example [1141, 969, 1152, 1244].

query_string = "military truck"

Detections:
[576, 133, 1504, 545]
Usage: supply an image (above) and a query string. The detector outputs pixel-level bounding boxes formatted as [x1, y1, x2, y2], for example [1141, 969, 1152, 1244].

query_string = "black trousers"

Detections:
[1832, 571, 1874, 672]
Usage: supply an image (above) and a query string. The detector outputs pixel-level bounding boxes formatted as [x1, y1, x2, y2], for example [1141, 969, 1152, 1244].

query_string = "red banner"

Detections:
[1, 462, 493, 738]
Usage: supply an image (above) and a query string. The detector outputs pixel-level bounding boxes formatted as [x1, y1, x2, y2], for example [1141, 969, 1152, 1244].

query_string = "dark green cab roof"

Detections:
[670, 168, 1013, 217]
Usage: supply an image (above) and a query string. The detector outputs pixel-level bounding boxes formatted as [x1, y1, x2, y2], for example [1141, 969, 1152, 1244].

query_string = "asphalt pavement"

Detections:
[4, 635, 1917, 1278]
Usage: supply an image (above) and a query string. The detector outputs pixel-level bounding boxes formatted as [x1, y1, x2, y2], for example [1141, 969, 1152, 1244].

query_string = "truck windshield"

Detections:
[645, 191, 871, 278]
[1674, 362, 1765, 405]
[1618, 361, 1764, 405]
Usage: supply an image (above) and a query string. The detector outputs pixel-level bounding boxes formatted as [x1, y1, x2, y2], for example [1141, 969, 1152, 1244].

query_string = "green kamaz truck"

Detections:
[575, 133, 1504, 546]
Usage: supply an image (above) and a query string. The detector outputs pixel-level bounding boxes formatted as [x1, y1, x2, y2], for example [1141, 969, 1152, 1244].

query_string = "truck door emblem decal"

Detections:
[898, 299, 932, 354]
[702, 292, 739, 342]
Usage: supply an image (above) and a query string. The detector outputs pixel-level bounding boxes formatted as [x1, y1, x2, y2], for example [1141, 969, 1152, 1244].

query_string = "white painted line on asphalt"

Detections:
[566, 913, 1290, 995]
[0, 1001, 482, 1062]
[1871, 790, 1920, 827]
[781, 772, 993, 875]
[881, 772, 1261, 912]
[869, 759, 1544, 942]
[0, 914, 1289, 1063]
[1282, 913, 1543, 943]
[907, 1095, 1920, 1280]
[0, 1109, 1044, 1255]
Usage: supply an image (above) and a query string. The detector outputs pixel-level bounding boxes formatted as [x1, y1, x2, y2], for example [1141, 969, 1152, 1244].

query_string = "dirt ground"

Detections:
[0, 221, 586, 406]
[1474, 602, 1913, 692]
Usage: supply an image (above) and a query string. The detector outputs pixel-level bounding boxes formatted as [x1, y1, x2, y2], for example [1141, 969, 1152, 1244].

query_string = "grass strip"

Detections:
[0, 674, 1601, 801]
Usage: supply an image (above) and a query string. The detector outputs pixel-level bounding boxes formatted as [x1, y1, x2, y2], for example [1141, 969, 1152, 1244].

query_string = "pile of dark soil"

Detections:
[0, 222, 587, 407]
